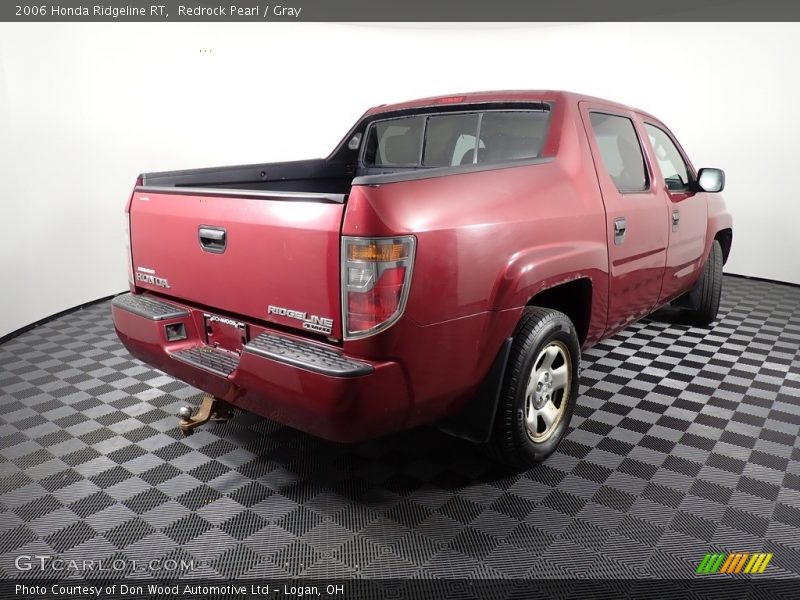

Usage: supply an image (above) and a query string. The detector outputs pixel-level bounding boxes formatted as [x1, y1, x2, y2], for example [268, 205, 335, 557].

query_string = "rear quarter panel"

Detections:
[344, 99, 609, 341]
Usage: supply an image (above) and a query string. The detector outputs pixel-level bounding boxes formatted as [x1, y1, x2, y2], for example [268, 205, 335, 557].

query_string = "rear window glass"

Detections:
[363, 116, 424, 166]
[363, 108, 551, 168]
[422, 114, 479, 167]
[478, 112, 549, 163]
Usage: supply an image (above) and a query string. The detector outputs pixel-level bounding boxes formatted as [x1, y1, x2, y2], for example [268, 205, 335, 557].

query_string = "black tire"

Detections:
[681, 240, 723, 326]
[488, 307, 580, 470]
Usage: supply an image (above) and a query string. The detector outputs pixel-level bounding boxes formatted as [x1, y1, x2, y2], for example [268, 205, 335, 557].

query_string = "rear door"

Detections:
[129, 188, 344, 339]
[580, 102, 669, 335]
[640, 119, 708, 304]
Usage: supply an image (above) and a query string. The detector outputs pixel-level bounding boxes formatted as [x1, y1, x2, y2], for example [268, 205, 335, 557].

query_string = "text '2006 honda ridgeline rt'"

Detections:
[112, 90, 732, 469]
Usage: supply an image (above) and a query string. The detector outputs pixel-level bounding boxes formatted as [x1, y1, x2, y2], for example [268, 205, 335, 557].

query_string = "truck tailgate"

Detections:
[129, 188, 344, 339]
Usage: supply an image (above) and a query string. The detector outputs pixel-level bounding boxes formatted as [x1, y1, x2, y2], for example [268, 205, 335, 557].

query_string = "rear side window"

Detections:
[363, 108, 551, 169]
[589, 112, 649, 193]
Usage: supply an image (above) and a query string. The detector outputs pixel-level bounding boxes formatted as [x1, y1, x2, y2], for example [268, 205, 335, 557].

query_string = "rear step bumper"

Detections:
[245, 332, 373, 377]
[111, 293, 189, 321]
[111, 293, 410, 442]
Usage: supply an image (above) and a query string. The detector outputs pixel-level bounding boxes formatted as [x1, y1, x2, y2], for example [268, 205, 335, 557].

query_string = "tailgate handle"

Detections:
[199, 226, 226, 253]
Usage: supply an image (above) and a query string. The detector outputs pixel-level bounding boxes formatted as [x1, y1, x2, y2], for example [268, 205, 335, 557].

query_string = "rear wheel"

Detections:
[489, 307, 580, 470]
[679, 240, 723, 326]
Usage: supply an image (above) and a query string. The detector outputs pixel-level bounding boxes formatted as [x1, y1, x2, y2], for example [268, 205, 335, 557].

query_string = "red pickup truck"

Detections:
[112, 90, 732, 468]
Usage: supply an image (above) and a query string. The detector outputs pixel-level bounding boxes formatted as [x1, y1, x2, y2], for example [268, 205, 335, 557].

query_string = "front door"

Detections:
[579, 102, 669, 336]
[641, 119, 708, 304]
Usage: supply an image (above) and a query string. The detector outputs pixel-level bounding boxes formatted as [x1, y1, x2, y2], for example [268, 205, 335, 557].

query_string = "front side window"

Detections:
[362, 108, 552, 169]
[645, 123, 691, 191]
[589, 112, 649, 193]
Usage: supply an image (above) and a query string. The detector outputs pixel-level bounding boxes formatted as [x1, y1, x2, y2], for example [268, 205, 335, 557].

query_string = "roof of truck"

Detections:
[366, 90, 654, 120]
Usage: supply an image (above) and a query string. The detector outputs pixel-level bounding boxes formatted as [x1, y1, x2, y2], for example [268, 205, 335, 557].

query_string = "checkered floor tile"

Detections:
[1, 275, 799, 580]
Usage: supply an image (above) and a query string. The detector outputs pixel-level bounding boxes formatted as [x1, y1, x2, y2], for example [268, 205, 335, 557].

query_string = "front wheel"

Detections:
[489, 307, 580, 470]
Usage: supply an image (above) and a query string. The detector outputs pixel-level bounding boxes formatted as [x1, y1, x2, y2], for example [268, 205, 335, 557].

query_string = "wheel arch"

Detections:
[525, 278, 593, 347]
[489, 241, 608, 348]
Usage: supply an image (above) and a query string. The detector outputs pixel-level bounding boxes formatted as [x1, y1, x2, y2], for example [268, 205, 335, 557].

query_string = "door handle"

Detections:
[199, 226, 226, 253]
[671, 210, 680, 232]
[614, 217, 627, 245]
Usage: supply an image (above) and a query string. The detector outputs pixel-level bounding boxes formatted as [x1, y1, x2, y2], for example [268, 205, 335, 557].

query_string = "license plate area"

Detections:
[203, 313, 247, 353]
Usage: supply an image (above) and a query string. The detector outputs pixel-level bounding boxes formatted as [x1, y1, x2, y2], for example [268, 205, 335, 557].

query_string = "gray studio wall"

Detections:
[1, 22, 798, 338]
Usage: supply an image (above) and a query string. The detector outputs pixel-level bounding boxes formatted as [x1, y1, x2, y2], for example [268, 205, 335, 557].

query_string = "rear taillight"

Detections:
[342, 236, 416, 339]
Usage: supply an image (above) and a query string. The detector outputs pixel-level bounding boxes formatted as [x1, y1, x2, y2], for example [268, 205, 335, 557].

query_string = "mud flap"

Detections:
[438, 338, 513, 444]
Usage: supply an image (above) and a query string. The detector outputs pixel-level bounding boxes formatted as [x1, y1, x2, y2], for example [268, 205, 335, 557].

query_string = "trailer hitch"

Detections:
[178, 394, 234, 436]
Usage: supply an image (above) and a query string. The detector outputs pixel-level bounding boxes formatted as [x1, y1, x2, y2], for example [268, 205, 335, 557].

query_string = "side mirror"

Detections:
[697, 168, 725, 193]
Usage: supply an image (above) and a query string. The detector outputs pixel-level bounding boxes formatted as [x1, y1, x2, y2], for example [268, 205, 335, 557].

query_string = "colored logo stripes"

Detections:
[696, 552, 773, 574]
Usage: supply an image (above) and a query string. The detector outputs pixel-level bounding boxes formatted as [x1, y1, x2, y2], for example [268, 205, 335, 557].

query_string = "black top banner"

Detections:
[1, 0, 799, 22]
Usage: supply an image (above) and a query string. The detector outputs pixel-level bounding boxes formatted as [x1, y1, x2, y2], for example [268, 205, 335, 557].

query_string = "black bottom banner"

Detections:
[3, 578, 799, 600]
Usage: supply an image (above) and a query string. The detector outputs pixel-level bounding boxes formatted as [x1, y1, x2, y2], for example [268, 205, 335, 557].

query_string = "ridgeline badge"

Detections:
[267, 305, 334, 335]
